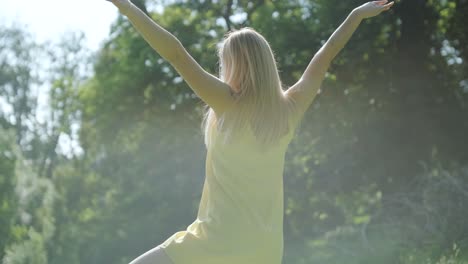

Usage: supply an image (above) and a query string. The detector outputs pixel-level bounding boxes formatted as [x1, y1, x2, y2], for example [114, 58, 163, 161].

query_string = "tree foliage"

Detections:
[1, 1, 467, 263]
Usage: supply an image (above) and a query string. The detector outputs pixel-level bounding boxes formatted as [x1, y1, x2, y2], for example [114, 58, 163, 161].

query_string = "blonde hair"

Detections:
[201, 27, 299, 150]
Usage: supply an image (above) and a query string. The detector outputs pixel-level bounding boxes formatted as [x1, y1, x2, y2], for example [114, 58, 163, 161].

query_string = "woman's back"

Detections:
[159, 111, 301, 264]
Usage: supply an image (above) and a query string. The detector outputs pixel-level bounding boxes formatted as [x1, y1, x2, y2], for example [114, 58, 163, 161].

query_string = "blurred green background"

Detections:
[1, 0, 468, 263]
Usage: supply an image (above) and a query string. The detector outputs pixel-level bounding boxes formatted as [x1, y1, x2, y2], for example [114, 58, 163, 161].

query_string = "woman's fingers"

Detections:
[373, 0, 388, 6]
[383, 1, 395, 10]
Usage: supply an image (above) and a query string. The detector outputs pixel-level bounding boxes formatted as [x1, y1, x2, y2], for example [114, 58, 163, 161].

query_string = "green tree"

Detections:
[0, 128, 17, 261]
[0, 25, 39, 151]
[2, 0, 467, 263]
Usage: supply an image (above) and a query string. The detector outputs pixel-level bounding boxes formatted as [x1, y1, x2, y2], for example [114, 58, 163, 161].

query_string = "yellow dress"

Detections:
[160, 115, 300, 264]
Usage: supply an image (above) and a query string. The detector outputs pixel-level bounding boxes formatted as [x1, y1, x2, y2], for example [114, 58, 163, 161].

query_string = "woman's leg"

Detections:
[129, 246, 174, 264]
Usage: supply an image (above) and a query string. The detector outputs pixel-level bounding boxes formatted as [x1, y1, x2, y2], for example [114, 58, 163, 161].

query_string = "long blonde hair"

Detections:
[201, 27, 299, 150]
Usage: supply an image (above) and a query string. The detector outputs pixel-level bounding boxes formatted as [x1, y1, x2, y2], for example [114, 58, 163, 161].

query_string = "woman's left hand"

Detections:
[354, 0, 395, 19]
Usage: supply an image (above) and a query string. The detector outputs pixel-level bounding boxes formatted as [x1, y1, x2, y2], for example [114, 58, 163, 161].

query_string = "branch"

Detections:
[223, 0, 234, 30]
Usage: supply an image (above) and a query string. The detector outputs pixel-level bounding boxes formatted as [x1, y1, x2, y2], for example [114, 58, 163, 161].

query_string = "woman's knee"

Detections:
[129, 246, 173, 264]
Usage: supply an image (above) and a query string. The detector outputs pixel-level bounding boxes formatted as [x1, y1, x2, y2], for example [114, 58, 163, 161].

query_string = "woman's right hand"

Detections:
[106, 0, 132, 10]
[354, 0, 394, 19]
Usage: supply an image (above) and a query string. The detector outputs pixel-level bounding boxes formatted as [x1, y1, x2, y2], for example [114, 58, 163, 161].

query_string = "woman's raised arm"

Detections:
[285, 0, 394, 116]
[109, 0, 181, 61]
[107, 0, 234, 114]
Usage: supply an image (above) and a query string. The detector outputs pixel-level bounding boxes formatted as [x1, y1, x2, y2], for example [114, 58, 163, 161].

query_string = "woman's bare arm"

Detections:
[107, 0, 234, 114]
[110, 0, 181, 61]
[285, 0, 394, 115]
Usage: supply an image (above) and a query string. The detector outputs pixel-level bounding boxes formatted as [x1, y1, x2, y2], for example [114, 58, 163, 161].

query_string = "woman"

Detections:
[106, 1, 394, 263]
